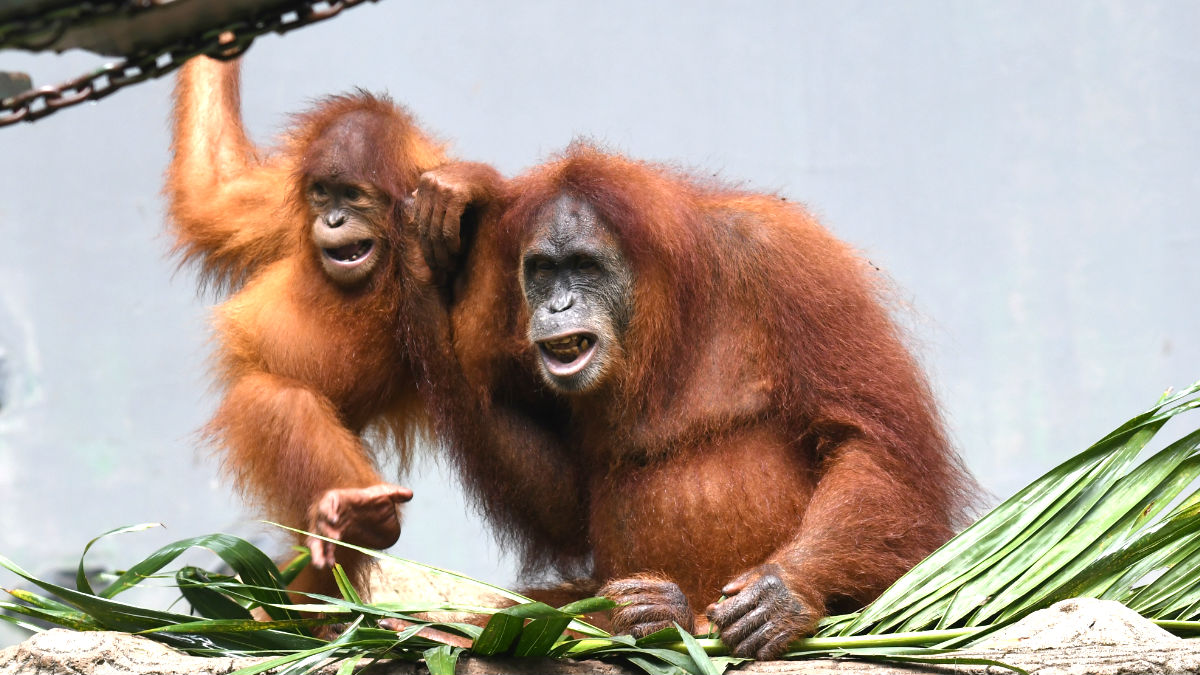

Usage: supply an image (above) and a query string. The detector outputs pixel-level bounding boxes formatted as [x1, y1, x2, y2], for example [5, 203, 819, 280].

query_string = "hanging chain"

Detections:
[0, 0, 379, 128]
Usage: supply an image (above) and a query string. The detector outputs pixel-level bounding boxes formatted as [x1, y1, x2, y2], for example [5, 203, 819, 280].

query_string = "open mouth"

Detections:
[537, 332, 598, 377]
[323, 239, 375, 265]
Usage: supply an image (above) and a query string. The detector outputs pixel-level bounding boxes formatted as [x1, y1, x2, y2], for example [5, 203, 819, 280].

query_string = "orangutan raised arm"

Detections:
[167, 56, 298, 288]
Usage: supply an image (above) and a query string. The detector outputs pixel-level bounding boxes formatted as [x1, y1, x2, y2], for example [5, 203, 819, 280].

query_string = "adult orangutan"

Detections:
[404, 146, 974, 659]
[166, 55, 449, 598]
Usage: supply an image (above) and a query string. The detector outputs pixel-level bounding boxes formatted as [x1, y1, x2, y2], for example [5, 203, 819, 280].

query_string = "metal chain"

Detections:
[0, 0, 378, 127]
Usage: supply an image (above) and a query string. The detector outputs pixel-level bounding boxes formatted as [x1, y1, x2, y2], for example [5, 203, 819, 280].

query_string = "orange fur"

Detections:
[404, 144, 974, 643]
[166, 57, 445, 596]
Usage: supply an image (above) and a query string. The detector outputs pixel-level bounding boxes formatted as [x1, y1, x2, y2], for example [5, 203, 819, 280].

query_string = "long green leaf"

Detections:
[100, 533, 295, 622]
[675, 623, 719, 675]
[513, 616, 571, 657]
[837, 428, 1122, 634]
[936, 423, 1157, 629]
[76, 523, 163, 595]
[332, 564, 362, 605]
[336, 653, 366, 675]
[937, 502, 1200, 649]
[875, 444, 1131, 633]
[555, 634, 636, 658]
[1, 551, 321, 654]
[233, 616, 364, 675]
[558, 596, 617, 615]
[424, 645, 462, 675]
[278, 549, 311, 587]
[1084, 504, 1200, 602]
[7, 587, 89, 616]
[176, 567, 253, 620]
[995, 452, 1200, 624]
[973, 428, 1200, 624]
[142, 617, 334, 635]
[277, 616, 365, 675]
[472, 611, 523, 655]
[1, 550, 202, 632]
[590, 645, 710, 675]
[0, 611, 43, 634]
[1123, 534, 1200, 618]
[1154, 620, 1200, 635]
[0, 599, 100, 631]
[837, 385, 1198, 636]
[1091, 383, 1200, 445]
[625, 654, 688, 675]
[228, 639, 341, 675]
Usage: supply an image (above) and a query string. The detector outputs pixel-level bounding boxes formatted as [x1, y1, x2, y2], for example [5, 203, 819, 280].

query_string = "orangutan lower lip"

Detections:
[323, 239, 374, 265]
[538, 332, 597, 377]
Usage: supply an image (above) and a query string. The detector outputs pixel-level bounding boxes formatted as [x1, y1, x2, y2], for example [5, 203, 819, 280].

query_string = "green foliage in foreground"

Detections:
[3, 382, 1200, 674]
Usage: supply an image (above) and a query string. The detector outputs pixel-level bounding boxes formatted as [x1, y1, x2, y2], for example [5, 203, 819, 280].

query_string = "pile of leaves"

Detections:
[3, 382, 1200, 675]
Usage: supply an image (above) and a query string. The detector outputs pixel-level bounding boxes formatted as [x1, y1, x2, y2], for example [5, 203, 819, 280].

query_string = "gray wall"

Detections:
[1, 1, 1197, 645]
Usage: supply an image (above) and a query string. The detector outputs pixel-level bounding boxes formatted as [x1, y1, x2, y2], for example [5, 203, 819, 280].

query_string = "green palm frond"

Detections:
[2, 382, 1198, 675]
[821, 382, 1200, 647]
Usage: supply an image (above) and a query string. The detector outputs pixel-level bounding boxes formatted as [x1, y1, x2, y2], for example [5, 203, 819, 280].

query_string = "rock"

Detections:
[979, 598, 1181, 650]
[0, 629, 265, 675]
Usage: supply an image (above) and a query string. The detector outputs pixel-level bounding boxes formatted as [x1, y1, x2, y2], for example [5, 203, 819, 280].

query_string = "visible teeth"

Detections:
[541, 334, 595, 364]
[325, 240, 372, 263]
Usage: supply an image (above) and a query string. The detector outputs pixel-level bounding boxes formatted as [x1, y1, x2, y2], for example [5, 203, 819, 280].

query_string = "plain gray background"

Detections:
[1, 1, 1198, 646]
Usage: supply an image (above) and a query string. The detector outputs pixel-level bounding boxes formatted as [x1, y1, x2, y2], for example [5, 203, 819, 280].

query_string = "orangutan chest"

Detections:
[588, 429, 815, 603]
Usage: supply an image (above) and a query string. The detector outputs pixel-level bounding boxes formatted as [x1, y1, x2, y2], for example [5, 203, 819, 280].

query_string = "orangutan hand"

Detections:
[408, 162, 503, 282]
[601, 574, 694, 638]
[306, 483, 413, 569]
[706, 563, 818, 660]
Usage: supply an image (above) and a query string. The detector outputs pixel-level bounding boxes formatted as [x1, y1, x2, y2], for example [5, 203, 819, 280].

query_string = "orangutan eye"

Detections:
[524, 254, 558, 281]
[309, 182, 328, 199]
[344, 186, 361, 201]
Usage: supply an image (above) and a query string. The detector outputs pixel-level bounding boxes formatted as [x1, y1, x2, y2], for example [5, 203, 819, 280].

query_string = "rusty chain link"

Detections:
[0, 0, 378, 127]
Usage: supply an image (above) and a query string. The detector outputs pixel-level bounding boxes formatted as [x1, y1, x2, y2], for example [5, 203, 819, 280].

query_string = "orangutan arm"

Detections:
[708, 440, 951, 659]
[166, 56, 295, 285]
[402, 261, 589, 557]
[210, 371, 410, 568]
